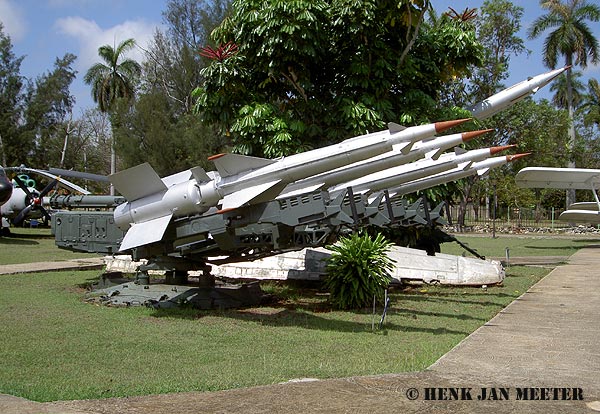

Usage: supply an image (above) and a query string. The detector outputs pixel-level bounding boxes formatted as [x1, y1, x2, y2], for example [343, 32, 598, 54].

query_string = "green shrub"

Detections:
[325, 232, 395, 310]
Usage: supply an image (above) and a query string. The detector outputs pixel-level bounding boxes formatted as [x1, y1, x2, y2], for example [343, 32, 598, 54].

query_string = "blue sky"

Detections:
[1, 0, 599, 117]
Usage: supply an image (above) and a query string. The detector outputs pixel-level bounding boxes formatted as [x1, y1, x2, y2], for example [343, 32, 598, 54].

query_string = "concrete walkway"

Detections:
[2, 249, 599, 413]
[0, 258, 104, 275]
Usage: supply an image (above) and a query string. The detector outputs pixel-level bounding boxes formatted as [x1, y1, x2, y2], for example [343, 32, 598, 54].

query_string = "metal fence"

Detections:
[445, 204, 572, 229]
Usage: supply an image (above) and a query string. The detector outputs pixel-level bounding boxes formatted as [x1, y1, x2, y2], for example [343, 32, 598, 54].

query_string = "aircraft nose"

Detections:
[0, 177, 12, 205]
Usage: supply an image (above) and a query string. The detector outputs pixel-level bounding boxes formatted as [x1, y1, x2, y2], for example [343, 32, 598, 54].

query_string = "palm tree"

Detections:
[527, 0, 600, 207]
[83, 38, 142, 112]
[549, 71, 585, 109]
[83, 38, 141, 194]
[581, 78, 600, 128]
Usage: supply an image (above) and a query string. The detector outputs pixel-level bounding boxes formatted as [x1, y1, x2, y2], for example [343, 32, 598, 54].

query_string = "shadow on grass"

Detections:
[524, 245, 579, 250]
[0, 237, 39, 246]
[150, 305, 471, 335]
[394, 307, 488, 321]
[1, 231, 53, 240]
[396, 293, 512, 307]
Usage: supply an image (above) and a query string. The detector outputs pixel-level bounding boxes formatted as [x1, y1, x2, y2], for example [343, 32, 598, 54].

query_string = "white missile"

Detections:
[469, 66, 570, 120]
[330, 145, 516, 197]
[110, 118, 470, 251]
[278, 69, 566, 200]
[279, 129, 492, 198]
[386, 153, 530, 197]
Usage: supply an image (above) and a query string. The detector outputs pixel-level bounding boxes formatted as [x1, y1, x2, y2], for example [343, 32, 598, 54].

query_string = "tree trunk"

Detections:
[457, 178, 475, 231]
[566, 54, 576, 208]
[0, 133, 6, 166]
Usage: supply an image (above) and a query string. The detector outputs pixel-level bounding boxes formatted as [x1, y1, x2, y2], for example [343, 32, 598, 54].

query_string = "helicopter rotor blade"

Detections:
[39, 179, 58, 198]
[12, 175, 34, 203]
[12, 205, 33, 226]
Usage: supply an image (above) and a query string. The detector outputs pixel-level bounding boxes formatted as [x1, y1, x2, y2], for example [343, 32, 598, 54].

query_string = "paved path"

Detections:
[1, 250, 599, 413]
[0, 258, 104, 275]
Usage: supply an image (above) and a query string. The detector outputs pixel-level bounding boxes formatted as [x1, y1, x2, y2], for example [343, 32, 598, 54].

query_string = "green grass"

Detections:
[0, 232, 594, 402]
[440, 233, 599, 258]
[0, 227, 99, 264]
[0, 264, 548, 402]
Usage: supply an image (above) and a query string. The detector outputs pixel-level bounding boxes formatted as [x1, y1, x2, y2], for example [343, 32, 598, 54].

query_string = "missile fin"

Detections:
[367, 192, 384, 204]
[458, 161, 473, 171]
[454, 146, 467, 155]
[280, 182, 326, 198]
[119, 214, 173, 251]
[221, 179, 283, 209]
[477, 168, 491, 176]
[190, 166, 211, 182]
[110, 163, 167, 201]
[429, 147, 445, 160]
[367, 192, 384, 207]
[388, 122, 407, 134]
[209, 153, 277, 177]
[397, 141, 414, 155]
[353, 188, 370, 195]
[162, 170, 192, 187]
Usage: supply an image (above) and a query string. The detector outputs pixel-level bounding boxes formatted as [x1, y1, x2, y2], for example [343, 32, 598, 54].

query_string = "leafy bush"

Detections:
[325, 232, 395, 310]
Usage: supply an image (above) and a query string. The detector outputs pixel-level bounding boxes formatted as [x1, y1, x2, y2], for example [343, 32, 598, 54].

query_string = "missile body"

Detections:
[210, 118, 469, 208]
[279, 129, 491, 198]
[468, 66, 569, 120]
[386, 154, 530, 197]
[330, 145, 515, 197]
[110, 118, 469, 251]
[279, 68, 569, 201]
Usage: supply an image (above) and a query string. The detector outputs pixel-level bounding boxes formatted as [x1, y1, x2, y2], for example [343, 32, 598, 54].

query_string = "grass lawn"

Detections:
[0, 227, 100, 264]
[0, 231, 595, 402]
[440, 233, 596, 258]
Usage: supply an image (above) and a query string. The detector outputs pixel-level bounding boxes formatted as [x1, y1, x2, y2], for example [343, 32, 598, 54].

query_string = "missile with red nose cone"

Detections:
[279, 128, 491, 198]
[385, 153, 531, 198]
[330, 145, 516, 197]
[469, 66, 570, 120]
[110, 118, 471, 251]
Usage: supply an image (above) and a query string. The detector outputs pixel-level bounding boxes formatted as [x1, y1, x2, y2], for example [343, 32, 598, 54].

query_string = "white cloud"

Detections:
[0, 0, 26, 41]
[54, 16, 157, 73]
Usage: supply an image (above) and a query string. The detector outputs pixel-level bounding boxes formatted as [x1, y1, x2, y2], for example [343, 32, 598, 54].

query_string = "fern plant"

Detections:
[325, 232, 395, 310]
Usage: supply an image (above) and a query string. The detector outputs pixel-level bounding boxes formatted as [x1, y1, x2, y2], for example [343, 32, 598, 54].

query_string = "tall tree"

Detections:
[527, 0, 600, 206]
[116, 0, 230, 175]
[581, 78, 600, 129]
[84, 38, 142, 113]
[0, 23, 25, 166]
[143, 0, 231, 114]
[487, 98, 571, 220]
[20, 53, 77, 168]
[549, 71, 585, 109]
[435, 1, 528, 229]
[113, 91, 224, 175]
[194, 0, 484, 158]
[84, 38, 142, 193]
[470, 0, 528, 101]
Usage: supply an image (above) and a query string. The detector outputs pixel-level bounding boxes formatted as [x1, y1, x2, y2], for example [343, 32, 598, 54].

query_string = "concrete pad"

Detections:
[0, 393, 85, 414]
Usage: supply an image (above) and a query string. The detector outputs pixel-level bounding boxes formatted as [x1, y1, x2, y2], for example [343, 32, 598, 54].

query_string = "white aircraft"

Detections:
[515, 167, 600, 224]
